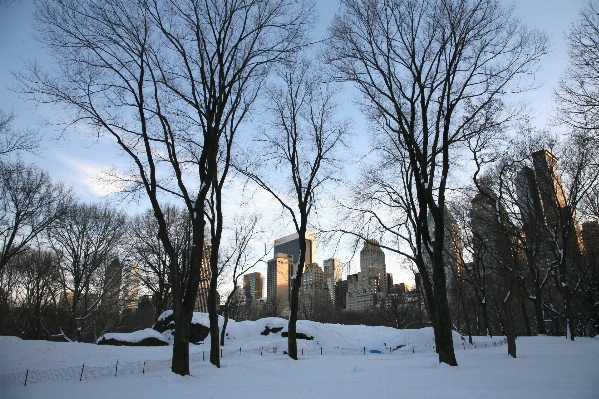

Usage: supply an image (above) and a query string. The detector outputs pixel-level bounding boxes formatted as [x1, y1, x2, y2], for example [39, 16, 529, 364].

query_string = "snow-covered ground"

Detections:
[1, 316, 598, 399]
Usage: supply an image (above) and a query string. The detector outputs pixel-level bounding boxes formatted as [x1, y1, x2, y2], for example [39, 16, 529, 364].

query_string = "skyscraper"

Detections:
[123, 264, 140, 310]
[323, 258, 341, 302]
[102, 258, 122, 313]
[243, 272, 264, 302]
[532, 149, 568, 228]
[360, 239, 387, 293]
[345, 240, 389, 311]
[273, 232, 316, 266]
[195, 243, 212, 312]
[582, 221, 599, 277]
[515, 165, 554, 272]
[470, 188, 514, 272]
[345, 267, 382, 311]
[266, 253, 295, 316]
[532, 149, 583, 262]
[515, 166, 545, 231]
[334, 277, 352, 309]
[299, 263, 332, 318]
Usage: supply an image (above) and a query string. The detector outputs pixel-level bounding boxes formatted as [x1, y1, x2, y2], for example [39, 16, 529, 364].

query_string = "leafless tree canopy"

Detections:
[0, 110, 40, 157]
[328, 0, 548, 365]
[555, 3, 599, 132]
[237, 58, 348, 359]
[17, 0, 313, 375]
[49, 202, 128, 342]
[0, 161, 71, 273]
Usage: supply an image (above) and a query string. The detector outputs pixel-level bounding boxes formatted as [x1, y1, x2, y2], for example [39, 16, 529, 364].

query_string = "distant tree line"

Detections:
[0, 161, 197, 342]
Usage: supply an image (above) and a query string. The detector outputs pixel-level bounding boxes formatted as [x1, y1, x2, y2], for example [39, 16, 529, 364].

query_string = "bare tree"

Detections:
[18, 248, 61, 340]
[0, 246, 61, 340]
[219, 214, 269, 345]
[0, 161, 71, 273]
[328, 0, 548, 365]
[0, 255, 20, 336]
[0, 110, 40, 157]
[237, 58, 348, 359]
[49, 202, 127, 342]
[129, 207, 196, 320]
[466, 120, 599, 344]
[555, 3, 599, 132]
[550, 130, 599, 340]
[18, 0, 311, 374]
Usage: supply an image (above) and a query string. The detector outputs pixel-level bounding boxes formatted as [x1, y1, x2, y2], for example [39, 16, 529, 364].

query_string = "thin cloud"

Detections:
[57, 154, 128, 196]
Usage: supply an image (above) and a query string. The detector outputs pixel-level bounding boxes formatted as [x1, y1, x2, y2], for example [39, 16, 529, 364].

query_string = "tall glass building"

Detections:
[273, 232, 316, 265]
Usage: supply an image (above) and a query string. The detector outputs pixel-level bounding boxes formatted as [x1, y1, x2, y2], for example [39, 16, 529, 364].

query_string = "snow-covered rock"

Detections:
[97, 328, 168, 346]
[152, 310, 210, 344]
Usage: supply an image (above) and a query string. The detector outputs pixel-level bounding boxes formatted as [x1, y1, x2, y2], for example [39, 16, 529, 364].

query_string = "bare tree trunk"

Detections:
[209, 172, 223, 367]
[432, 222, 457, 366]
[456, 278, 474, 344]
[287, 229, 307, 360]
[208, 282, 220, 366]
[533, 281, 547, 334]
[521, 298, 532, 336]
[171, 301, 191, 375]
[481, 298, 492, 338]
[220, 311, 229, 347]
[504, 296, 517, 358]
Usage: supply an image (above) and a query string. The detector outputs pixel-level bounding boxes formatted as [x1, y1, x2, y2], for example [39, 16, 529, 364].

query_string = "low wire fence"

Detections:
[0, 338, 507, 387]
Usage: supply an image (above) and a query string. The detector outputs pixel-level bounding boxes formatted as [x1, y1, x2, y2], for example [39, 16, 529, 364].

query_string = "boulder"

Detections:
[152, 313, 175, 333]
[281, 331, 313, 340]
[152, 311, 210, 344]
[261, 326, 284, 336]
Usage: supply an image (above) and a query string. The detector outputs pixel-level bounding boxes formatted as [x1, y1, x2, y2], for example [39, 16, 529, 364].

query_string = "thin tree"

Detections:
[2, 246, 61, 340]
[237, 58, 348, 359]
[17, 248, 61, 340]
[219, 214, 269, 346]
[18, 0, 311, 374]
[328, 0, 548, 365]
[129, 207, 194, 320]
[0, 161, 71, 273]
[50, 202, 127, 342]
[0, 110, 40, 157]
[555, 3, 599, 132]
[549, 130, 599, 340]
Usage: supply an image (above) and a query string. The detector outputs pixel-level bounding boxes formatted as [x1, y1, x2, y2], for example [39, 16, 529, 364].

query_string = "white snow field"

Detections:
[1, 316, 598, 399]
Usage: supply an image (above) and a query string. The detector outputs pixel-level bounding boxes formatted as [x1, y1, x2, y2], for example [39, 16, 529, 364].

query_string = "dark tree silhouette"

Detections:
[328, 0, 548, 365]
[18, 0, 311, 374]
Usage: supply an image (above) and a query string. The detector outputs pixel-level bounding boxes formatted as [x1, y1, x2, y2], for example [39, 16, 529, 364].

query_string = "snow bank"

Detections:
[110, 312, 494, 354]
[1, 334, 598, 399]
[0, 336, 21, 343]
[98, 329, 167, 345]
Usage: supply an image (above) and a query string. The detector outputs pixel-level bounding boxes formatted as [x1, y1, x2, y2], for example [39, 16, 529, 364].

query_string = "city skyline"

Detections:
[0, 0, 589, 291]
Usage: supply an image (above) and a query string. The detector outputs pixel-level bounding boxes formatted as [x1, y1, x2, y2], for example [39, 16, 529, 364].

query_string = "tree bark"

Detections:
[171, 303, 191, 375]
[505, 297, 517, 358]
[432, 218, 457, 366]
[521, 298, 532, 336]
[533, 283, 547, 334]
[481, 298, 492, 337]
[287, 228, 307, 360]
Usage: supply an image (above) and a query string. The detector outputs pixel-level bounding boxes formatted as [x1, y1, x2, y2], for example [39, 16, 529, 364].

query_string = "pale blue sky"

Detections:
[0, 0, 591, 284]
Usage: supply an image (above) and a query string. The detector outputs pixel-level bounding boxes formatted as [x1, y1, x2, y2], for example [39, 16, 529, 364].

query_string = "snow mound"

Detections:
[97, 329, 168, 346]
[100, 311, 497, 353]
[0, 336, 21, 343]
